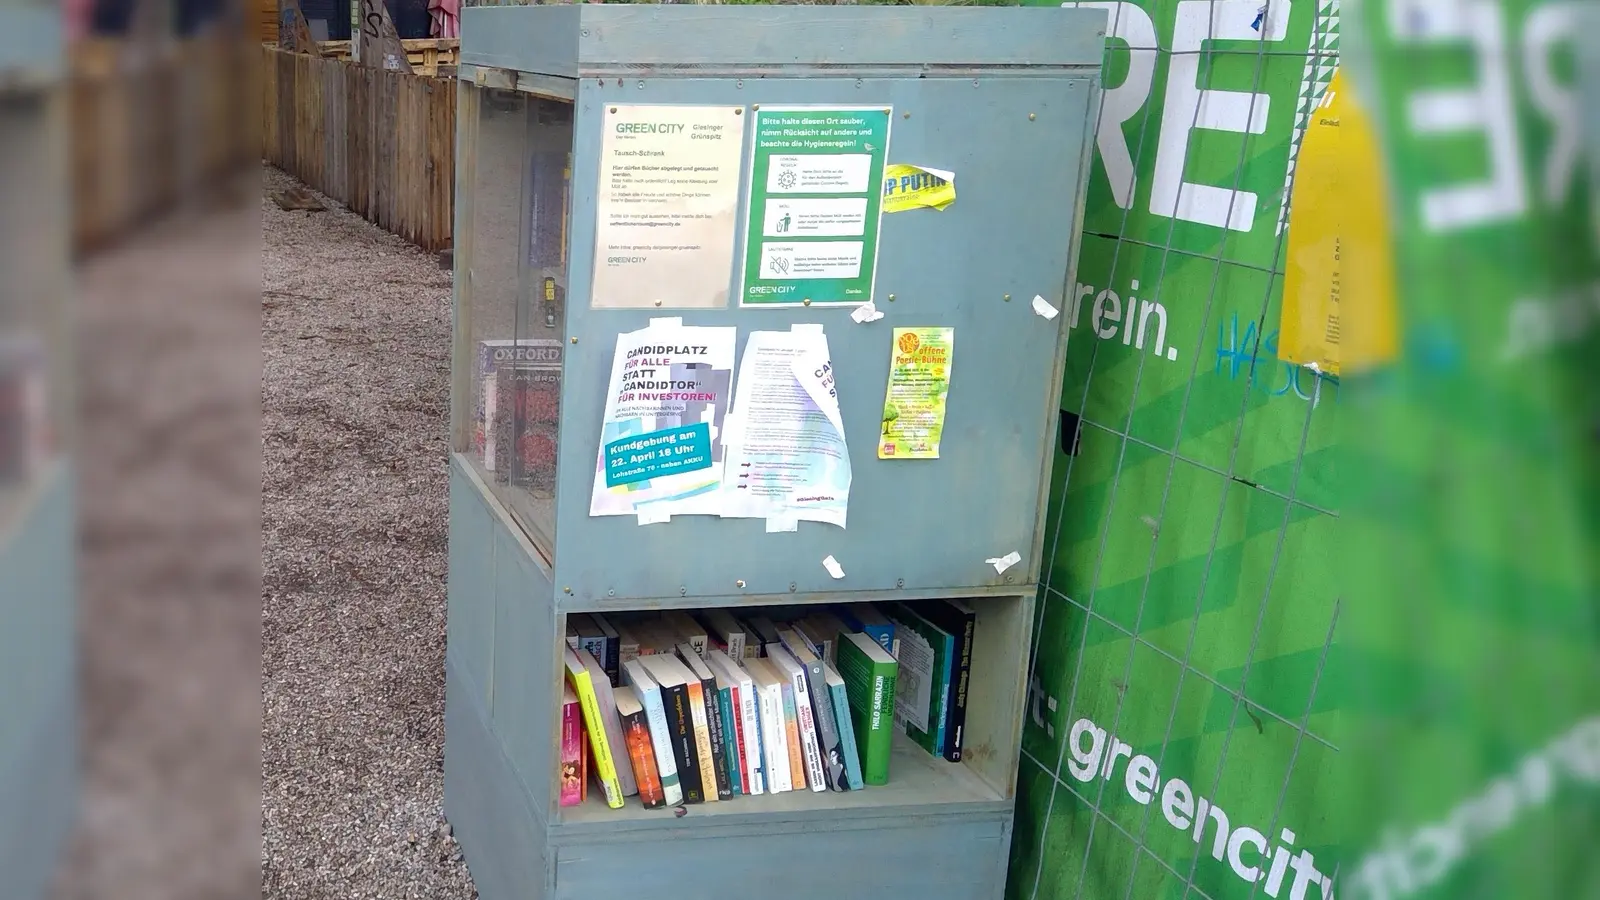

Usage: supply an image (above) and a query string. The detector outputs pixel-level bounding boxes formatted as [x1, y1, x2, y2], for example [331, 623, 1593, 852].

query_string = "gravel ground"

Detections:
[260, 165, 475, 899]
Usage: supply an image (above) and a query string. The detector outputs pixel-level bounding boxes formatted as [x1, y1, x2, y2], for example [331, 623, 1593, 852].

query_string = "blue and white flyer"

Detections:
[590, 322, 737, 521]
[720, 327, 851, 529]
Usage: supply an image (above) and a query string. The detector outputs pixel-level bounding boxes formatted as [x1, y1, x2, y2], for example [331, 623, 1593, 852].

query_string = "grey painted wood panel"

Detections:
[445, 655, 552, 900]
[447, 459, 496, 710]
[490, 513, 558, 820]
[462, 5, 1108, 76]
[0, 467, 77, 900]
[551, 816, 1012, 900]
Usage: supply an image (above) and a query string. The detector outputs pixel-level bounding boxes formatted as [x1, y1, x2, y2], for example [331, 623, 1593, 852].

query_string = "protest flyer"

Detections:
[590, 322, 737, 519]
[878, 327, 954, 460]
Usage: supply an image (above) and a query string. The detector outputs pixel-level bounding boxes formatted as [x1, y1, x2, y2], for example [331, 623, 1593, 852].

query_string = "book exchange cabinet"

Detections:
[0, 6, 77, 899]
[443, 6, 1107, 899]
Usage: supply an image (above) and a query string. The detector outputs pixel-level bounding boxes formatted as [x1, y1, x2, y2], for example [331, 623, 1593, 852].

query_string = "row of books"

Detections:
[559, 600, 978, 811]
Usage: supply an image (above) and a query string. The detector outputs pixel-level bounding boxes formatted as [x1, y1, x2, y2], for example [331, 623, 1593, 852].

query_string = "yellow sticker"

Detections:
[882, 164, 956, 214]
[1279, 70, 1398, 377]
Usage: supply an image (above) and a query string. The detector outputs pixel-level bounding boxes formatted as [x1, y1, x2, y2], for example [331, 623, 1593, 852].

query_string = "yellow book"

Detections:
[564, 646, 624, 808]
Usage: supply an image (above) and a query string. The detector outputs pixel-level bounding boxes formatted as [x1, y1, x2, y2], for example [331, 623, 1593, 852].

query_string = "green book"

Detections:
[835, 631, 899, 785]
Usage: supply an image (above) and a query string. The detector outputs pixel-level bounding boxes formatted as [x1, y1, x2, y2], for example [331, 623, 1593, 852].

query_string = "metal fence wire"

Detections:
[1013, 0, 1342, 897]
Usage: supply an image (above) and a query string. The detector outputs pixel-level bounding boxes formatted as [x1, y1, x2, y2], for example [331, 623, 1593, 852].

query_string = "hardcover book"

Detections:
[744, 657, 792, 793]
[676, 644, 732, 800]
[560, 684, 586, 806]
[779, 629, 848, 791]
[638, 653, 704, 804]
[563, 647, 624, 808]
[615, 685, 666, 809]
[620, 658, 684, 807]
[836, 632, 899, 785]
[766, 643, 827, 793]
[824, 663, 866, 791]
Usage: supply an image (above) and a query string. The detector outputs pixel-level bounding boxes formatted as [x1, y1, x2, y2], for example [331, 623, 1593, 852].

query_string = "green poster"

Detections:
[738, 106, 891, 307]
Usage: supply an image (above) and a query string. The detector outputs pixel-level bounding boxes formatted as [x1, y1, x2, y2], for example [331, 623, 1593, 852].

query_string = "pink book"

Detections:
[560, 683, 586, 806]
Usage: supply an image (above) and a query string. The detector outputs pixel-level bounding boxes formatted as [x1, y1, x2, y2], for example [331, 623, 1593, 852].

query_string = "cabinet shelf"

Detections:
[558, 731, 1006, 831]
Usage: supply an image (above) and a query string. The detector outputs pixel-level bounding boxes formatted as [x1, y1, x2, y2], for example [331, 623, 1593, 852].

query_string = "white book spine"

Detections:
[789, 668, 827, 792]
[760, 684, 791, 793]
[636, 685, 684, 807]
[737, 674, 763, 795]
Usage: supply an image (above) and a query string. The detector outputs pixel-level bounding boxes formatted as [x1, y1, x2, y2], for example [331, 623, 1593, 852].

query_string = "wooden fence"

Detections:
[71, 35, 255, 253]
[261, 45, 456, 252]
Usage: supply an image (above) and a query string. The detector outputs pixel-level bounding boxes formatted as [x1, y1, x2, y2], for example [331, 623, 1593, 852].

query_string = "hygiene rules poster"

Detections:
[590, 322, 736, 519]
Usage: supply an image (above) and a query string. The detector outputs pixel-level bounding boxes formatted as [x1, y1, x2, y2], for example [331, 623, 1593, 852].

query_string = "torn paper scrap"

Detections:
[822, 555, 845, 579]
[765, 516, 799, 533]
[882, 163, 956, 213]
[985, 551, 1022, 574]
[851, 301, 885, 324]
[638, 509, 672, 526]
[1031, 295, 1060, 320]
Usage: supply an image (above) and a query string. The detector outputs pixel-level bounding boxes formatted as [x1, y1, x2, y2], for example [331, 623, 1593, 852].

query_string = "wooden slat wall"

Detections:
[261, 45, 456, 251]
[70, 36, 255, 254]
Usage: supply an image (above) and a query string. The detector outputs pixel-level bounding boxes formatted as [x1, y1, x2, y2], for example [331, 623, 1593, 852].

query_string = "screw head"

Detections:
[734, 108, 742, 115]
[902, 111, 911, 119]
[896, 578, 904, 588]
[563, 586, 572, 593]
[637, 80, 645, 89]
[752, 104, 760, 110]
[608, 589, 615, 596]
[570, 336, 578, 344]
[802, 298, 812, 306]
[609, 106, 617, 114]
[679, 587, 687, 596]
[789, 582, 797, 592]
[1029, 112, 1037, 121]
[1004, 574, 1015, 584]
[736, 580, 746, 589]
[1004, 293, 1012, 301]
[654, 299, 662, 307]
[887, 294, 896, 302]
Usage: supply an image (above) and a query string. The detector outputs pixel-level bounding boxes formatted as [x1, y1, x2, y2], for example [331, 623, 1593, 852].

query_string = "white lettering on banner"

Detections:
[1059, 715, 1335, 899]
[1152, 0, 1290, 233]
[1066, 2, 1159, 210]
[1389, 0, 1527, 230]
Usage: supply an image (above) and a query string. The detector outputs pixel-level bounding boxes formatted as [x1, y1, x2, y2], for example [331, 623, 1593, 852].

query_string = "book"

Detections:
[766, 643, 827, 793]
[700, 609, 747, 662]
[564, 619, 580, 652]
[577, 647, 637, 796]
[676, 644, 732, 800]
[663, 611, 709, 659]
[569, 615, 609, 684]
[714, 671, 743, 795]
[591, 613, 623, 685]
[824, 662, 866, 791]
[835, 604, 895, 654]
[778, 629, 848, 791]
[799, 611, 851, 665]
[707, 649, 764, 795]
[620, 658, 684, 806]
[646, 652, 718, 803]
[887, 603, 955, 761]
[743, 657, 792, 793]
[746, 615, 782, 651]
[914, 600, 976, 762]
[615, 685, 666, 809]
[612, 619, 644, 665]
[836, 632, 899, 785]
[473, 338, 563, 484]
[560, 684, 586, 806]
[563, 647, 624, 808]
[638, 653, 704, 804]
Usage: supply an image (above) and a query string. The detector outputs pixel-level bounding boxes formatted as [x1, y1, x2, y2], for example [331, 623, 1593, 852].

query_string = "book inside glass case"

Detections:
[554, 595, 1028, 826]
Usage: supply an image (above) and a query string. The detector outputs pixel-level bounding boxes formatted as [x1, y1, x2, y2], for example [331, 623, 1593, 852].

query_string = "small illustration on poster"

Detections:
[590, 323, 737, 519]
[878, 327, 954, 460]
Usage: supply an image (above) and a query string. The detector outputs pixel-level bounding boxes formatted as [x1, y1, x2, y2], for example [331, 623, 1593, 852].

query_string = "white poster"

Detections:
[591, 105, 748, 309]
[590, 322, 737, 520]
[720, 328, 851, 529]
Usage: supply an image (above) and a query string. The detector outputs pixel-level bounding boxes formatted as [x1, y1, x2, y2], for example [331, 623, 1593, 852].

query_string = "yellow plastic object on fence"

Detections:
[1279, 69, 1398, 377]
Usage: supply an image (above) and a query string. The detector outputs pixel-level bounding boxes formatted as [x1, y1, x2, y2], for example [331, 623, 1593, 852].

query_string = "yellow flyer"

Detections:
[878, 327, 954, 459]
